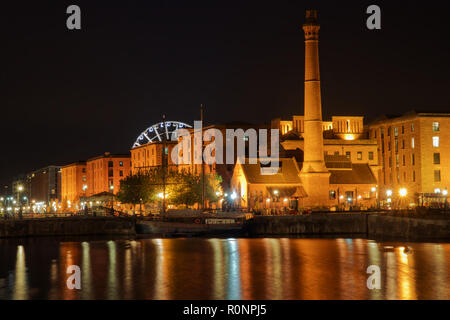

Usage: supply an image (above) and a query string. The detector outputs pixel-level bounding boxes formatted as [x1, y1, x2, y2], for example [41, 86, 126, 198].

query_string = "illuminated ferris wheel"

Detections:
[132, 121, 192, 148]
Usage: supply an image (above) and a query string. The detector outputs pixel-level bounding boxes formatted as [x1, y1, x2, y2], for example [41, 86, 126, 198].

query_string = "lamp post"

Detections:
[443, 189, 448, 210]
[399, 188, 407, 210]
[109, 185, 114, 216]
[17, 185, 23, 219]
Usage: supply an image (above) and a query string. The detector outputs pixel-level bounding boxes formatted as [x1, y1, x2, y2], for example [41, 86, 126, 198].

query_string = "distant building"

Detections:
[86, 152, 131, 196]
[61, 153, 131, 209]
[27, 166, 61, 203]
[231, 156, 377, 212]
[368, 111, 450, 206]
[130, 141, 177, 174]
[61, 161, 87, 206]
[175, 123, 270, 190]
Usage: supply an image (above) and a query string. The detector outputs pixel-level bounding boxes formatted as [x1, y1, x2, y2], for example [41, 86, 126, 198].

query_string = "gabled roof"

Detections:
[239, 158, 302, 184]
[329, 164, 377, 184]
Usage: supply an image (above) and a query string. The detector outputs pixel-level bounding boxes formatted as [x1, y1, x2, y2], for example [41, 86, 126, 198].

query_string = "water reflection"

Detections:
[0, 238, 449, 300]
[81, 242, 92, 300]
[12, 246, 28, 300]
[226, 239, 241, 300]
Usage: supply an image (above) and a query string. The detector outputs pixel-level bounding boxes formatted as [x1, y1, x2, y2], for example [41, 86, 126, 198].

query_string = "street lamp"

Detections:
[17, 185, 24, 218]
[386, 189, 392, 197]
[109, 185, 114, 215]
[443, 189, 449, 209]
[399, 188, 407, 197]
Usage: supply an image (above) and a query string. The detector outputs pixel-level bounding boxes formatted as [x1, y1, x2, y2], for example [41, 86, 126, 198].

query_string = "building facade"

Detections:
[27, 165, 61, 203]
[231, 155, 378, 212]
[175, 123, 271, 190]
[131, 141, 177, 174]
[61, 153, 131, 209]
[368, 112, 450, 206]
[86, 153, 131, 196]
[61, 161, 87, 206]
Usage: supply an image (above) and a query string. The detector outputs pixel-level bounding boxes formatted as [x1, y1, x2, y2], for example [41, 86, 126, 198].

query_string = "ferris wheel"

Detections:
[132, 121, 192, 148]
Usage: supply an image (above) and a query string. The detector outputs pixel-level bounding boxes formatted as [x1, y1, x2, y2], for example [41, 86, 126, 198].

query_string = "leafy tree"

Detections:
[116, 173, 154, 208]
[117, 169, 223, 209]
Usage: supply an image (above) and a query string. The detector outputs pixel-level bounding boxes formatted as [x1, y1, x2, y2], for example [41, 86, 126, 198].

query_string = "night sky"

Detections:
[2, 0, 450, 187]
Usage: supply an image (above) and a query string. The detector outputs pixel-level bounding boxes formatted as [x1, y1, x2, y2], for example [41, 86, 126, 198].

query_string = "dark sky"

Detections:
[2, 0, 450, 187]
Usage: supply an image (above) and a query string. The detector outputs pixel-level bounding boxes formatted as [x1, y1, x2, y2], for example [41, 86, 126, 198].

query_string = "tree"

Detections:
[116, 173, 155, 212]
[170, 172, 222, 208]
[117, 169, 223, 210]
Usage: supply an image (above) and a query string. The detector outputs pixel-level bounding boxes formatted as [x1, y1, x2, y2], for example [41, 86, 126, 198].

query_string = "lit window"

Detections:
[411, 137, 415, 149]
[433, 122, 440, 132]
[433, 136, 439, 147]
[394, 127, 398, 137]
[357, 152, 362, 160]
[119, 161, 123, 166]
[345, 151, 351, 159]
[411, 123, 415, 132]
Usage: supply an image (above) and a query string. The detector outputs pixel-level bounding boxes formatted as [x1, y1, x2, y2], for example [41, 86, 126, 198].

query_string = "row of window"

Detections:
[387, 151, 442, 168]
[383, 136, 439, 154]
[385, 169, 441, 184]
[373, 121, 439, 139]
[329, 190, 371, 200]
[327, 151, 374, 161]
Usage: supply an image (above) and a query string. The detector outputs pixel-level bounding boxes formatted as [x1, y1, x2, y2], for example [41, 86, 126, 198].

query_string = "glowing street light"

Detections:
[399, 188, 407, 197]
[386, 189, 393, 197]
[443, 189, 448, 196]
[371, 187, 376, 192]
[434, 188, 441, 194]
[230, 192, 237, 200]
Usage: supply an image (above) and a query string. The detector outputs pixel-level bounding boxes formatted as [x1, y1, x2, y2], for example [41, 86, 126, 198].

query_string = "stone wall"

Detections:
[248, 214, 368, 235]
[367, 215, 449, 240]
[248, 213, 450, 240]
[0, 217, 136, 238]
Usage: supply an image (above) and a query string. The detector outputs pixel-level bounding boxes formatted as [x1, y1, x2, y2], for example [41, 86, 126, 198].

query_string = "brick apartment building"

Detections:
[368, 111, 450, 206]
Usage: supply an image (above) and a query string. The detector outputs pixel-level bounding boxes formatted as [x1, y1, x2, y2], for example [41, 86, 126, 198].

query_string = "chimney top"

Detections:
[304, 9, 319, 25]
